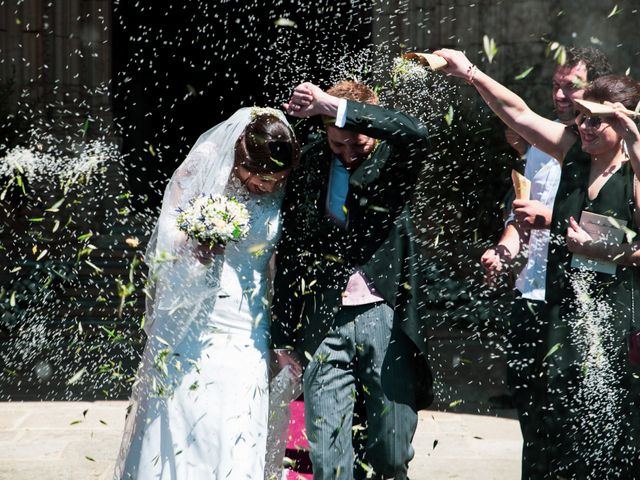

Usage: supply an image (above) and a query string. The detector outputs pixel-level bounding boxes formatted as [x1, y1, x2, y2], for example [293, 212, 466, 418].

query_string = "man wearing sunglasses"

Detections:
[480, 47, 612, 480]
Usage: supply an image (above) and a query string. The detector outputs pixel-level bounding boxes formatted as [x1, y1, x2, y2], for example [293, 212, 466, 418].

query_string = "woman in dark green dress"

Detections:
[433, 49, 640, 479]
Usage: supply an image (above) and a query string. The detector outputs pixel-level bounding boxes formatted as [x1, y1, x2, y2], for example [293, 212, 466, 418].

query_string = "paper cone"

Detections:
[574, 99, 640, 118]
[511, 169, 531, 201]
[402, 52, 448, 71]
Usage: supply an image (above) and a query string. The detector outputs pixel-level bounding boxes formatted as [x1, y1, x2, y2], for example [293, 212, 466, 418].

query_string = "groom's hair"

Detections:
[322, 81, 378, 126]
[235, 113, 300, 174]
[327, 80, 379, 105]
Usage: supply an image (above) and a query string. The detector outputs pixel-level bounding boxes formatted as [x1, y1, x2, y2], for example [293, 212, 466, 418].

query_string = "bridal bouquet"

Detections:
[176, 194, 250, 247]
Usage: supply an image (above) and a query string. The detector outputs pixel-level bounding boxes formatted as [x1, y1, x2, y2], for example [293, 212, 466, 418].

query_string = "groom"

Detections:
[271, 80, 433, 479]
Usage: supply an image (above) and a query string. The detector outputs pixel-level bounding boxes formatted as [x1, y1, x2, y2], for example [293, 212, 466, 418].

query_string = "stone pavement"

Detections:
[0, 401, 521, 480]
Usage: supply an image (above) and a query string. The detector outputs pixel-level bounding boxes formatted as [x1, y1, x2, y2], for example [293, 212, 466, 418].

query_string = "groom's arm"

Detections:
[340, 100, 431, 151]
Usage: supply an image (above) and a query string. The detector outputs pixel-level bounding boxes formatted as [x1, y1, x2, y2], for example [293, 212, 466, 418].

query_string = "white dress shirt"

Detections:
[512, 143, 562, 301]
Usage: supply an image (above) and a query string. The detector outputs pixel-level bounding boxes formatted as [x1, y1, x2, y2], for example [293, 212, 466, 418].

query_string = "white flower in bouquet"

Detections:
[176, 194, 250, 247]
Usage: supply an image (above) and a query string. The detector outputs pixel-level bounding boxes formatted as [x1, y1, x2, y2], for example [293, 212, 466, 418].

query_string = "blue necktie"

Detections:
[327, 157, 349, 226]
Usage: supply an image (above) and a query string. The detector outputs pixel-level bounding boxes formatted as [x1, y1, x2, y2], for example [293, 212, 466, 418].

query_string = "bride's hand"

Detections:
[432, 48, 474, 79]
[194, 243, 225, 265]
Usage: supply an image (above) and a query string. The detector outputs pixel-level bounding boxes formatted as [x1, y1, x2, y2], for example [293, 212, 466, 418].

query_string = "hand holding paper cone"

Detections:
[511, 169, 531, 201]
[402, 52, 448, 71]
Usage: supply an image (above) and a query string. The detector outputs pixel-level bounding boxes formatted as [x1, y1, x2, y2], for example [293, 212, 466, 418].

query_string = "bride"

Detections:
[114, 107, 300, 479]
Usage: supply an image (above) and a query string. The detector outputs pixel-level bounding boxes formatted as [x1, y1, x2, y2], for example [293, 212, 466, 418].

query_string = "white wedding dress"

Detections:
[114, 108, 291, 480]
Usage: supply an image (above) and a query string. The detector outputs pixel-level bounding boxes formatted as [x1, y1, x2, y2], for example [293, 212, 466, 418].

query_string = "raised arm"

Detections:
[609, 103, 640, 182]
[433, 49, 577, 163]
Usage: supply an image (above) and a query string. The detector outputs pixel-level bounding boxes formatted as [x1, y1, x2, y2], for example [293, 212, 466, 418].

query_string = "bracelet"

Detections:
[466, 64, 478, 84]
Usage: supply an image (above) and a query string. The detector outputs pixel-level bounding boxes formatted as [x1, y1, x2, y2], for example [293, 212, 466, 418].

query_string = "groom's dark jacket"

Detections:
[271, 101, 434, 409]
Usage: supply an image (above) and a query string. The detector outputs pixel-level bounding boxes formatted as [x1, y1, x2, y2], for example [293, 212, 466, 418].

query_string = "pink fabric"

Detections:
[341, 269, 384, 306]
[286, 400, 313, 479]
[286, 401, 309, 450]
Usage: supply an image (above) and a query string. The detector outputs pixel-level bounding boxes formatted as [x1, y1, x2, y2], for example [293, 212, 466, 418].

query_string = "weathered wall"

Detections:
[0, 0, 112, 130]
[373, 0, 640, 117]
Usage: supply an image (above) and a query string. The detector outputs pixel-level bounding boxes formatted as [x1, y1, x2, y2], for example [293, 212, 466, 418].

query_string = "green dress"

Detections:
[540, 140, 640, 479]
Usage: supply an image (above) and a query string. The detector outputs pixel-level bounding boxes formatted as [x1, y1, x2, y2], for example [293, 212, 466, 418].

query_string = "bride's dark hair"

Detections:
[235, 112, 300, 174]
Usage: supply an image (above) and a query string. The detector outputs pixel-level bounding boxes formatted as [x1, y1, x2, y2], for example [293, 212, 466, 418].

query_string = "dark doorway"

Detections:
[112, 0, 373, 207]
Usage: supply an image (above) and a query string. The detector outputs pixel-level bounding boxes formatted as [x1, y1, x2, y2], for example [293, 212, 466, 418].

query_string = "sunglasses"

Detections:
[575, 112, 603, 129]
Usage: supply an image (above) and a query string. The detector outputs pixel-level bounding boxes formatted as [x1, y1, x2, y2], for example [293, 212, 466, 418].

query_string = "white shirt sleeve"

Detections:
[335, 99, 348, 128]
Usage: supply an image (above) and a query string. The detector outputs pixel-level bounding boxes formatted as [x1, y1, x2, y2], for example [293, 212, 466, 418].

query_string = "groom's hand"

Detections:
[270, 349, 302, 379]
[282, 82, 341, 119]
